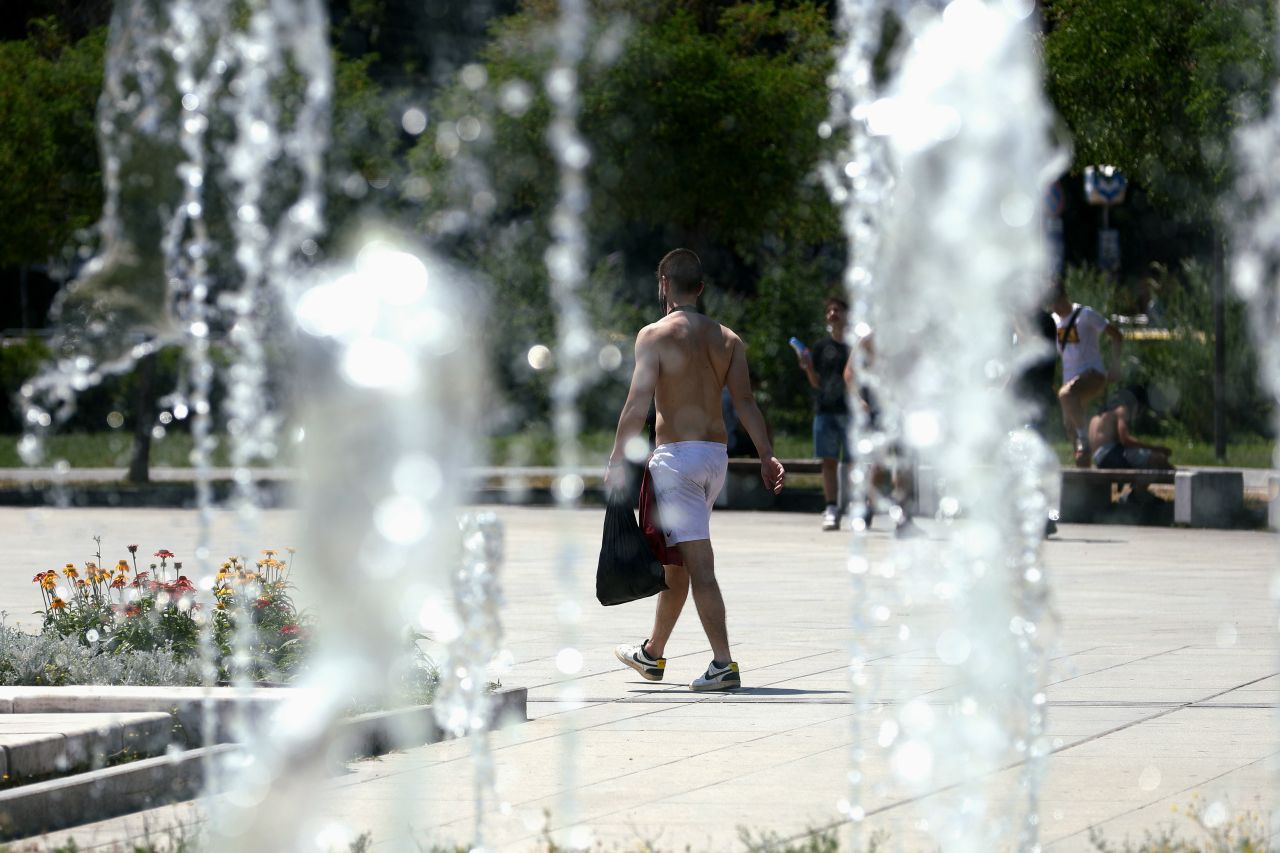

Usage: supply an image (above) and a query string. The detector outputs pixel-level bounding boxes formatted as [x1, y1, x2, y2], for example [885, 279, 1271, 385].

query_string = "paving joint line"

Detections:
[1045, 645, 1191, 688]
[1051, 753, 1274, 846]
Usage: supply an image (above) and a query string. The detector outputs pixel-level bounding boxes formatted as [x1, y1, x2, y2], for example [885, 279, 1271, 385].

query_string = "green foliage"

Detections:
[742, 251, 837, 434]
[1088, 796, 1270, 852]
[1043, 0, 1275, 221]
[0, 20, 106, 267]
[419, 1, 835, 254]
[411, 2, 840, 432]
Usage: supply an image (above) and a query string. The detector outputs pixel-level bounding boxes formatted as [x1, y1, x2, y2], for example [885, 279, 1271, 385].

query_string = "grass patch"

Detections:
[1050, 438, 1274, 469]
[1, 430, 820, 471]
[8, 431, 1268, 474]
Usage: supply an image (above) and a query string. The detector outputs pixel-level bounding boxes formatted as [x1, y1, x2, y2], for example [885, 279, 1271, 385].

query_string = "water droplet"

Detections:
[500, 80, 532, 116]
[401, 107, 428, 135]
[460, 63, 488, 90]
[374, 495, 429, 544]
[890, 740, 933, 784]
[527, 345, 553, 370]
[597, 344, 622, 371]
[556, 648, 583, 675]
[936, 630, 971, 665]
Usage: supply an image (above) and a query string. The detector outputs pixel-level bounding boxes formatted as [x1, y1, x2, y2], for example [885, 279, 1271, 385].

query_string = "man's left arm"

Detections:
[605, 328, 659, 489]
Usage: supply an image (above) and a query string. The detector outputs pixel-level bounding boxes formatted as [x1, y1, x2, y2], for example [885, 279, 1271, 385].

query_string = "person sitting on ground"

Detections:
[1088, 388, 1173, 472]
[1050, 282, 1123, 467]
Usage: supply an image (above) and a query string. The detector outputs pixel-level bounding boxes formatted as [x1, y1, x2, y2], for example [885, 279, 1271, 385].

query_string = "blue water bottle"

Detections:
[788, 336, 808, 357]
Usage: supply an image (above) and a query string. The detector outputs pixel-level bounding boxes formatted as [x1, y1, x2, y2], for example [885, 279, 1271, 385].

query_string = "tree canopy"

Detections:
[1042, 0, 1275, 223]
[0, 20, 105, 268]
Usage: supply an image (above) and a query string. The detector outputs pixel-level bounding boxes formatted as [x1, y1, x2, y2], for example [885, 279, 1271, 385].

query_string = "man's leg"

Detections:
[645, 563, 689, 659]
[678, 539, 731, 664]
[1059, 371, 1106, 463]
[821, 458, 839, 505]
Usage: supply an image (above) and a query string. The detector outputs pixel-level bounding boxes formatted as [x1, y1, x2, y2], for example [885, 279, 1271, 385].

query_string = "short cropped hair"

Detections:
[824, 295, 848, 312]
[658, 249, 702, 296]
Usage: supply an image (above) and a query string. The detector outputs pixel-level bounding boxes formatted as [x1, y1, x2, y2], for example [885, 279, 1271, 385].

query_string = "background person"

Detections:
[796, 296, 852, 531]
[1051, 283, 1123, 467]
[1089, 387, 1173, 471]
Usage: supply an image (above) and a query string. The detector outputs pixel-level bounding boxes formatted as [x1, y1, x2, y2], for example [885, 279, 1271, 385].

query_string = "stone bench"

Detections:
[1058, 468, 1176, 523]
[721, 458, 823, 510]
[1059, 467, 1244, 528]
[1173, 469, 1244, 528]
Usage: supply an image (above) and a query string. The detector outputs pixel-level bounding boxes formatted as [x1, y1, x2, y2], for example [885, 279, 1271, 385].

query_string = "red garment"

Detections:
[638, 464, 683, 567]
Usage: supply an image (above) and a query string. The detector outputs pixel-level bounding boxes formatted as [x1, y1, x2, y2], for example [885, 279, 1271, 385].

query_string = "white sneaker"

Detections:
[614, 640, 665, 681]
[690, 660, 741, 692]
[821, 505, 839, 531]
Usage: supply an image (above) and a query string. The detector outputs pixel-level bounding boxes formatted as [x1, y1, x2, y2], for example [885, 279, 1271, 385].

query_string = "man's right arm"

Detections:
[605, 326, 659, 489]
[726, 335, 785, 494]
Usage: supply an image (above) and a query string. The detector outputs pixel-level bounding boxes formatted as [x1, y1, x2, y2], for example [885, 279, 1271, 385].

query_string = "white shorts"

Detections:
[648, 441, 728, 546]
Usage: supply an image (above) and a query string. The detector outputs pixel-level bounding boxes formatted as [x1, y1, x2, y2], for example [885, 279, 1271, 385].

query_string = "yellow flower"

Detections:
[215, 587, 233, 598]
[262, 549, 277, 556]
[41, 575, 56, 591]
[63, 566, 78, 578]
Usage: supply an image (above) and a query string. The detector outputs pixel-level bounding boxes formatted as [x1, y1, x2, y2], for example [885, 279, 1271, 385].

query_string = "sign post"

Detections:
[1044, 180, 1065, 276]
[1084, 165, 1127, 273]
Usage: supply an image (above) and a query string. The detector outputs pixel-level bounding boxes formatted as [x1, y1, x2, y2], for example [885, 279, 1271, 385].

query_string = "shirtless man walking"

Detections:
[604, 249, 785, 691]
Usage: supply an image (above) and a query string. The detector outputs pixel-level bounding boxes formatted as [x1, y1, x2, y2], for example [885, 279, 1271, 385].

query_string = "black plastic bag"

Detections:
[596, 494, 668, 606]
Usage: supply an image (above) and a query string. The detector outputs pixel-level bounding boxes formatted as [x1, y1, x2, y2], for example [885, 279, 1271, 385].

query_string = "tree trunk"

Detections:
[126, 351, 157, 484]
[1212, 233, 1227, 463]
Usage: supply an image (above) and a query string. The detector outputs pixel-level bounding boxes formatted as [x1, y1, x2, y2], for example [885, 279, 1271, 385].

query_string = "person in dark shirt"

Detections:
[797, 297, 852, 530]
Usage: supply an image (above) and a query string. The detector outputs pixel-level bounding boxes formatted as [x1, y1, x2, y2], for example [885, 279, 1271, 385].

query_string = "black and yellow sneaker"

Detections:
[690, 660, 740, 692]
[615, 640, 665, 681]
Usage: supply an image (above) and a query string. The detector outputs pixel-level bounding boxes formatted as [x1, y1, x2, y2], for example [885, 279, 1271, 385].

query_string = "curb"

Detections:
[0, 744, 237, 842]
[0, 687, 528, 842]
[1, 712, 174, 782]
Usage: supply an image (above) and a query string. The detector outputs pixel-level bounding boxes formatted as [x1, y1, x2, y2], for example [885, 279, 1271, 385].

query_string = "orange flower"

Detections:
[63, 566, 78, 579]
[41, 575, 56, 591]
[50, 597, 65, 610]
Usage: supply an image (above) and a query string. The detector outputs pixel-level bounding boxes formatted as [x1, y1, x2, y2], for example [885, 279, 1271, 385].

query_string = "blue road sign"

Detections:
[1085, 166, 1127, 206]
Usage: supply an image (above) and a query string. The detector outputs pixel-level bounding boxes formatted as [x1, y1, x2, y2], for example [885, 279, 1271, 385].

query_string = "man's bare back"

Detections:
[1087, 407, 1120, 451]
[644, 309, 737, 446]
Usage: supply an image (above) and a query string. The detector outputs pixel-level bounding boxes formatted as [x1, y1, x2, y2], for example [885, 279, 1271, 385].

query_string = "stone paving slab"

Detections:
[2, 506, 1277, 852]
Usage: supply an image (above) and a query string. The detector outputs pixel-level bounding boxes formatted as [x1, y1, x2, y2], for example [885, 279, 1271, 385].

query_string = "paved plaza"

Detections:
[3, 504, 1278, 851]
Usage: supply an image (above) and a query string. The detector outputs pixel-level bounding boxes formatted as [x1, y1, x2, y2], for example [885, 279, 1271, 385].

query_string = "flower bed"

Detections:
[28, 540, 305, 684]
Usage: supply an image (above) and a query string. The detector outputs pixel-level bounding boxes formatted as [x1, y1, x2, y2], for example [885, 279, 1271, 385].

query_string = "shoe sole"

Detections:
[615, 647, 663, 681]
[690, 679, 740, 692]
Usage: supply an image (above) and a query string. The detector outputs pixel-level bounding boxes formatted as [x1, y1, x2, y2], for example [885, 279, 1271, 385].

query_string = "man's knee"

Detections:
[664, 563, 689, 588]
